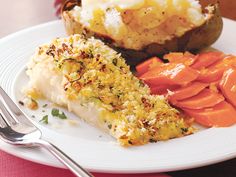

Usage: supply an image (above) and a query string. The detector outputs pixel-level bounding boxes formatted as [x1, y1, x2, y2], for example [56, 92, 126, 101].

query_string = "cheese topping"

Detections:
[70, 0, 206, 50]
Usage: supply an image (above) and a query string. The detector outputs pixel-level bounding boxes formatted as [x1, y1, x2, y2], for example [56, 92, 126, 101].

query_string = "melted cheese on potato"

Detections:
[82, 0, 145, 10]
[71, 0, 206, 50]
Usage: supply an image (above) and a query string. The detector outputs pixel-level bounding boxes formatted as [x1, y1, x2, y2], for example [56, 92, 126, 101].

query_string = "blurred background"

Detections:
[0, 0, 235, 38]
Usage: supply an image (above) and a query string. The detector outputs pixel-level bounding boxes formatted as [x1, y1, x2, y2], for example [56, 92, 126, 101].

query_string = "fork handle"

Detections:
[35, 139, 93, 177]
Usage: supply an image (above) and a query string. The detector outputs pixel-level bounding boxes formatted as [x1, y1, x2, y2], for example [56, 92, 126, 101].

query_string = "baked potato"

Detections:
[61, 0, 223, 65]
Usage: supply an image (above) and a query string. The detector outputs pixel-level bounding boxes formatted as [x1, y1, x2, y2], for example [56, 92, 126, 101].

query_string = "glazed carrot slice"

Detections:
[150, 84, 179, 95]
[207, 55, 236, 70]
[183, 101, 236, 127]
[164, 52, 197, 66]
[140, 63, 199, 86]
[219, 68, 236, 108]
[196, 55, 236, 83]
[173, 88, 224, 109]
[168, 82, 208, 101]
[216, 55, 236, 68]
[191, 52, 224, 69]
[197, 67, 226, 83]
[136, 57, 163, 76]
[208, 81, 220, 92]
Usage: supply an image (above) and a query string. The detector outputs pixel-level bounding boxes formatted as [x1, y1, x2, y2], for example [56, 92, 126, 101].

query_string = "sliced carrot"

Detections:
[208, 81, 220, 92]
[140, 63, 199, 86]
[150, 85, 179, 95]
[164, 52, 184, 62]
[209, 55, 236, 72]
[183, 101, 236, 127]
[168, 82, 208, 101]
[219, 68, 236, 108]
[191, 52, 224, 69]
[173, 88, 224, 109]
[219, 55, 236, 68]
[197, 67, 226, 83]
[196, 55, 236, 83]
[164, 52, 197, 66]
[136, 57, 163, 76]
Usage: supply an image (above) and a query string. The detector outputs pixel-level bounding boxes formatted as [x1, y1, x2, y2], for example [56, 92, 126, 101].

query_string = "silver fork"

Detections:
[0, 86, 93, 177]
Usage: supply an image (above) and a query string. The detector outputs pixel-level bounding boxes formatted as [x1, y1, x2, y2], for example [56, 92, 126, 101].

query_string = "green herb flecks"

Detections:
[40, 115, 49, 124]
[42, 104, 48, 108]
[58, 112, 67, 119]
[51, 108, 67, 119]
[51, 108, 60, 116]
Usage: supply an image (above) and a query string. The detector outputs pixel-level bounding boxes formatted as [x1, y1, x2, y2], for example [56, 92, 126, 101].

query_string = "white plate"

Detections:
[1, 19, 236, 174]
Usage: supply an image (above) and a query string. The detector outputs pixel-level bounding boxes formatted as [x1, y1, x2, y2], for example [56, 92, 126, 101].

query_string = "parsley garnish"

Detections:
[42, 104, 48, 108]
[51, 108, 59, 116]
[40, 115, 48, 124]
[58, 112, 67, 119]
[51, 108, 67, 119]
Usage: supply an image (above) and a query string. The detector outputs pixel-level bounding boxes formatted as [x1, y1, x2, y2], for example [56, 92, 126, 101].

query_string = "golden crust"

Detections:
[28, 34, 194, 146]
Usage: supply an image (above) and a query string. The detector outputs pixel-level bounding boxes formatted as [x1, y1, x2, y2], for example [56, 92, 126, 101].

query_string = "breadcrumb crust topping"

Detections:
[34, 34, 193, 146]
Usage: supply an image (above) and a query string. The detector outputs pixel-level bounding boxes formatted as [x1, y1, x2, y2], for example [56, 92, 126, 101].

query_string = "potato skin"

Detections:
[62, 1, 223, 66]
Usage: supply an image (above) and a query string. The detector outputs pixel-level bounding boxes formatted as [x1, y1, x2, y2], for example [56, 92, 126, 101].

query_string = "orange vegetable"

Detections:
[164, 52, 197, 66]
[136, 57, 162, 76]
[197, 67, 225, 83]
[168, 82, 208, 101]
[184, 101, 236, 127]
[173, 88, 224, 109]
[150, 85, 179, 95]
[191, 52, 224, 69]
[140, 63, 199, 86]
[196, 55, 236, 83]
[216, 55, 236, 68]
[206, 55, 236, 70]
[219, 68, 236, 108]
[136, 52, 236, 128]
[208, 82, 220, 92]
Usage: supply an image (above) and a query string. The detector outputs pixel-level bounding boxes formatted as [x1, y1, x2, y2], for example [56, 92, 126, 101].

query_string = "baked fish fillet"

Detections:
[26, 34, 193, 146]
